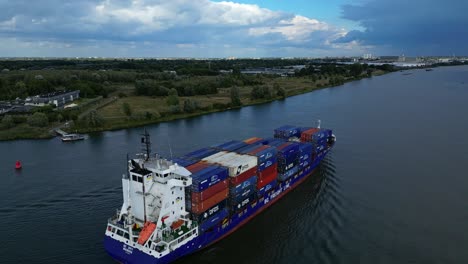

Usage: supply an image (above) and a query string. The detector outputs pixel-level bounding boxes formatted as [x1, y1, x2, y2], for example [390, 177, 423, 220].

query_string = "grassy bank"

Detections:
[0, 70, 388, 140]
[71, 73, 384, 133]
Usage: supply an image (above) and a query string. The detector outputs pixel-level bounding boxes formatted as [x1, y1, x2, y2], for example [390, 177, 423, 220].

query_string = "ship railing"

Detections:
[108, 218, 126, 230]
[166, 227, 198, 249]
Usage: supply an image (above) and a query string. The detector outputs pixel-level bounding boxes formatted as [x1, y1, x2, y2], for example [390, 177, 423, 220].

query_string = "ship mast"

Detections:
[140, 128, 151, 222]
[141, 128, 151, 161]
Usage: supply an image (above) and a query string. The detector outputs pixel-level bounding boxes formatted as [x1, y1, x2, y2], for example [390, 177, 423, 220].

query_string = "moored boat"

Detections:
[61, 134, 85, 142]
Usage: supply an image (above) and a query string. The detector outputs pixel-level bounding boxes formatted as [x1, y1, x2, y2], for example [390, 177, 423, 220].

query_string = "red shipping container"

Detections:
[300, 128, 319, 142]
[191, 188, 229, 214]
[186, 161, 209, 173]
[257, 171, 278, 189]
[191, 179, 228, 203]
[229, 166, 258, 186]
[258, 163, 278, 181]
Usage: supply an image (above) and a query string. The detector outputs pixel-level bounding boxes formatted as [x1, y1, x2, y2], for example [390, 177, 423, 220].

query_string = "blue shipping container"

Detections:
[298, 143, 313, 161]
[172, 158, 197, 167]
[212, 140, 238, 150]
[257, 179, 278, 197]
[274, 125, 301, 138]
[311, 129, 332, 142]
[278, 165, 299, 181]
[230, 193, 256, 211]
[183, 148, 219, 160]
[237, 143, 263, 154]
[200, 208, 229, 232]
[255, 146, 277, 164]
[299, 160, 310, 169]
[191, 166, 229, 192]
[260, 138, 285, 146]
[258, 156, 277, 172]
[230, 186, 256, 203]
[192, 200, 227, 222]
[230, 176, 258, 195]
[222, 141, 248, 152]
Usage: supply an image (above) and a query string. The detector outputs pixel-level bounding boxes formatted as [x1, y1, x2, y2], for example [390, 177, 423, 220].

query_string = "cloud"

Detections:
[337, 0, 468, 55]
[0, 0, 363, 57]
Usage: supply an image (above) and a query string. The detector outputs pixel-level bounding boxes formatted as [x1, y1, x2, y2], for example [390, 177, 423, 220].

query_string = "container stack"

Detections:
[247, 145, 278, 197]
[180, 147, 219, 161]
[213, 140, 248, 152]
[298, 143, 313, 170]
[175, 125, 332, 234]
[185, 161, 230, 233]
[300, 128, 332, 160]
[274, 125, 301, 140]
[203, 152, 258, 214]
[276, 142, 300, 181]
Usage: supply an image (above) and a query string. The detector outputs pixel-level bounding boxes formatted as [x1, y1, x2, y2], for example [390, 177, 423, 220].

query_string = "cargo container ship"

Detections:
[104, 124, 336, 264]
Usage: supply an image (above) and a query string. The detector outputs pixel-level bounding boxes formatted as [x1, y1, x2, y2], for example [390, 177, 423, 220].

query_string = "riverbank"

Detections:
[0, 72, 386, 140]
[0, 70, 389, 141]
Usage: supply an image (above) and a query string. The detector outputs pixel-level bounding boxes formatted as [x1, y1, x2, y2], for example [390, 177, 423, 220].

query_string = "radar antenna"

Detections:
[141, 128, 151, 161]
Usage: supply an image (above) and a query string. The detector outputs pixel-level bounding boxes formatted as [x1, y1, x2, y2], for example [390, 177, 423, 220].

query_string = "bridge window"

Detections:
[132, 175, 143, 183]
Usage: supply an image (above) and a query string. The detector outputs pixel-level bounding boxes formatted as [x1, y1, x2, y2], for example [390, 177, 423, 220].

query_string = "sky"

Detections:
[0, 0, 466, 58]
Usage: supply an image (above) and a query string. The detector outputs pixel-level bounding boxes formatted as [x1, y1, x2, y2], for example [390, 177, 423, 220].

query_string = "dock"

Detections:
[54, 129, 69, 136]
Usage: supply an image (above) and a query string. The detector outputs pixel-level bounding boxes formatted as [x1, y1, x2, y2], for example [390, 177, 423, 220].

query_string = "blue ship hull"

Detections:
[104, 149, 331, 264]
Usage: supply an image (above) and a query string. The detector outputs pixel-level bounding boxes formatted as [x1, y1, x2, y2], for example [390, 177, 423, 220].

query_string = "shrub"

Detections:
[27, 112, 49, 127]
[1, 115, 14, 128]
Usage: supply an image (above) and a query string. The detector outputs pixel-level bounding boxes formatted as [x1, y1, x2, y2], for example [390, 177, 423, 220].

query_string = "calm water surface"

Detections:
[1, 66, 468, 264]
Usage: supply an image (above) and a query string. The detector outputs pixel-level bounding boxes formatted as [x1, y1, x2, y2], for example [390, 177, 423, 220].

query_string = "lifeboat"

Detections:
[137, 222, 156, 245]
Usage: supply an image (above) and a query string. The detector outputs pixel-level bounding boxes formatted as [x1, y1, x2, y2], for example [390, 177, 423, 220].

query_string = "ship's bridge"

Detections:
[141, 158, 192, 186]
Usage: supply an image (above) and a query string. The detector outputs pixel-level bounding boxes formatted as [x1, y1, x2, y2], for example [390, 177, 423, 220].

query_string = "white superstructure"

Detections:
[105, 132, 198, 258]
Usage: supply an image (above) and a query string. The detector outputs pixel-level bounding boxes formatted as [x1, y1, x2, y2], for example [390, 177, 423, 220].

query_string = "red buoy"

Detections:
[15, 160, 22, 170]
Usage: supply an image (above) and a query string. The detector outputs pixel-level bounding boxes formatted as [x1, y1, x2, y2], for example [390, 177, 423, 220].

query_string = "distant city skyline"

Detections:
[0, 0, 466, 58]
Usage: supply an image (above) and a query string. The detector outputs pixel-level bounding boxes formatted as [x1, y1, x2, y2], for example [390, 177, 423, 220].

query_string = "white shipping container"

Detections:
[221, 154, 258, 176]
[212, 152, 238, 163]
[202, 151, 228, 163]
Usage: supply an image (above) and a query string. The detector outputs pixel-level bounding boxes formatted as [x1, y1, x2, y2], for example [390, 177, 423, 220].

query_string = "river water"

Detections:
[1, 66, 468, 264]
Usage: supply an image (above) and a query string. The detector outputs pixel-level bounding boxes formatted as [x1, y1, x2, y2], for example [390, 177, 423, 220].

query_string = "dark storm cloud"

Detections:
[337, 0, 468, 55]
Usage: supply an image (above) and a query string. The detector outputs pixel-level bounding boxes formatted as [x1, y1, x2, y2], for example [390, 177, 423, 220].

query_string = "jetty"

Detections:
[54, 129, 68, 137]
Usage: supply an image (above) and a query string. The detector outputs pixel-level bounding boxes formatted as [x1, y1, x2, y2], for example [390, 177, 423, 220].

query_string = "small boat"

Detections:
[15, 160, 22, 170]
[61, 134, 85, 142]
[426, 68, 433, 71]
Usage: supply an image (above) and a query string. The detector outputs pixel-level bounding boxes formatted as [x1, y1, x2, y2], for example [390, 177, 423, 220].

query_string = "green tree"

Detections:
[166, 88, 179, 106]
[1, 115, 14, 128]
[274, 83, 286, 98]
[122, 102, 132, 117]
[349, 63, 363, 78]
[169, 105, 181, 114]
[183, 99, 199, 113]
[27, 112, 49, 127]
[81, 110, 103, 128]
[14, 81, 27, 97]
[230, 86, 242, 106]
